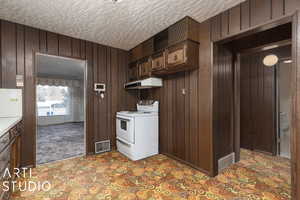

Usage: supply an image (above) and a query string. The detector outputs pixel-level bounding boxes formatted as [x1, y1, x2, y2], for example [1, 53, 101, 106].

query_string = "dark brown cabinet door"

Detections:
[151, 52, 166, 71]
[166, 44, 187, 68]
[139, 59, 152, 78]
[128, 63, 139, 81]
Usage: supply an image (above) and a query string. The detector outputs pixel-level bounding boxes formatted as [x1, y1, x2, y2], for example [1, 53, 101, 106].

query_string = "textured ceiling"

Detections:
[0, 0, 244, 50]
[37, 54, 85, 80]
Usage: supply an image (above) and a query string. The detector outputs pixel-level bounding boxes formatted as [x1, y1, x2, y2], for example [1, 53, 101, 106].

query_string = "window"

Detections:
[37, 85, 69, 116]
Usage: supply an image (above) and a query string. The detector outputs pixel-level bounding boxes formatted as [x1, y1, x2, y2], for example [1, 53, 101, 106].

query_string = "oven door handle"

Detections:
[116, 117, 131, 122]
[116, 137, 132, 147]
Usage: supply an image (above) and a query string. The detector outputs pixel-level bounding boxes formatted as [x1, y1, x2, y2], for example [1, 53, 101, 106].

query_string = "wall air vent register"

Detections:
[95, 140, 111, 154]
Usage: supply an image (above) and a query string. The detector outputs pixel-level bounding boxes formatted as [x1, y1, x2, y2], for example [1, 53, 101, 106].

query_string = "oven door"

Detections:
[116, 115, 135, 144]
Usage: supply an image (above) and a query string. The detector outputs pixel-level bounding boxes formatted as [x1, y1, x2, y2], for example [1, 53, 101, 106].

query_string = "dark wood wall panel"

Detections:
[1, 21, 16, 88]
[240, 55, 252, 149]
[250, 0, 272, 27]
[221, 11, 229, 37]
[39, 30, 47, 54]
[46, 32, 59, 55]
[58, 35, 72, 57]
[211, 15, 221, 42]
[71, 38, 81, 58]
[241, 1, 251, 30]
[197, 21, 213, 174]
[150, 20, 214, 175]
[213, 45, 234, 164]
[240, 50, 277, 154]
[285, 0, 299, 15]
[0, 19, 135, 166]
[229, 5, 241, 34]
[272, 0, 284, 19]
[211, 0, 299, 41]
[24, 27, 39, 166]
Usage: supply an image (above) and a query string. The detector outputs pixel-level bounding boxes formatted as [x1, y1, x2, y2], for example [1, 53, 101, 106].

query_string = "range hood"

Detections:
[124, 78, 163, 90]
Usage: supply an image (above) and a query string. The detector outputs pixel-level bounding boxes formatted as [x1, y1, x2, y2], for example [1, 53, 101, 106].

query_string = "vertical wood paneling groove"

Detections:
[106, 48, 112, 143]
[16, 25, 25, 76]
[250, 0, 272, 27]
[92, 44, 98, 141]
[46, 32, 58, 55]
[241, 1, 251, 30]
[39, 30, 47, 54]
[229, 5, 241, 34]
[184, 72, 190, 162]
[221, 11, 229, 37]
[272, 0, 284, 19]
[1, 21, 17, 88]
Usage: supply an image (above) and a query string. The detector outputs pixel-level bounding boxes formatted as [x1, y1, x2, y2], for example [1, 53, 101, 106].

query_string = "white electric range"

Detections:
[116, 101, 159, 161]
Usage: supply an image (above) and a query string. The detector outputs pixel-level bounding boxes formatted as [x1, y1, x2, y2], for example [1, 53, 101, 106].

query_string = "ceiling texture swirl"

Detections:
[0, 0, 244, 50]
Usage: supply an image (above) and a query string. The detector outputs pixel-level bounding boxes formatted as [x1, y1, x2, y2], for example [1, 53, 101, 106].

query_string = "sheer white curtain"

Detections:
[37, 78, 84, 125]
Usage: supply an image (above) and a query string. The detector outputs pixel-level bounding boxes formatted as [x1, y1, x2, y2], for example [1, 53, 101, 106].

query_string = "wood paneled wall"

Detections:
[212, 44, 234, 167]
[211, 0, 298, 197]
[240, 46, 292, 155]
[142, 0, 299, 177]
[143, 21, 214, 175]
[210, 0, 298, 174]
[210, 0, 299, 42]
[0, 20, 136, 167]
[240, 50, 276, 154]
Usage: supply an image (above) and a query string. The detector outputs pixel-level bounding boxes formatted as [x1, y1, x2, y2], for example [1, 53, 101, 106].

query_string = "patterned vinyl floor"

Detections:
[11, 149, 290, 200]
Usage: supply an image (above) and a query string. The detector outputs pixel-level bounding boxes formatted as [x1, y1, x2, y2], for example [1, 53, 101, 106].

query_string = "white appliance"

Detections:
[0, 89, 22, 117]
[116, 101, 159, 160]
[124, 78, 163, 90]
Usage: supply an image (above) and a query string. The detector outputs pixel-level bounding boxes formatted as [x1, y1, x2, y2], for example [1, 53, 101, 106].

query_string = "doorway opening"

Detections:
[238, 44, 292, 158]
[35, 54, 87, 165]
[213, 20, 293, 197]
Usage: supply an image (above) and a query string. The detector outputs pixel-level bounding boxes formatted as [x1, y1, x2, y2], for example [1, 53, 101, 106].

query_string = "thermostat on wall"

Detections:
[94, 83, 106, 92]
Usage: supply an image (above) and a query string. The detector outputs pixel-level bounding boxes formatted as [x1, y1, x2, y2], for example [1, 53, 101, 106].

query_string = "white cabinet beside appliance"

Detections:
[116, 101, 159, 161]
[0, 89, 22, 118]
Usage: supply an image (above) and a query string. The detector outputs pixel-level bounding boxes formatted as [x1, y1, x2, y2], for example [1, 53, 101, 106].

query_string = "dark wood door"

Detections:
[240, 50, 277, 155]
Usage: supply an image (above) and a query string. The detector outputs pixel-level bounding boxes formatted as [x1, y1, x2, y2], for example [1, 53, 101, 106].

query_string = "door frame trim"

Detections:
[33, 52, 88, 167]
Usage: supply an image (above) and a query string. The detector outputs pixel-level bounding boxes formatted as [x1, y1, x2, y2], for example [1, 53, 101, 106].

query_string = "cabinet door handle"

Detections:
[174, 54, 178, 61]
[156, 61, 160, 67]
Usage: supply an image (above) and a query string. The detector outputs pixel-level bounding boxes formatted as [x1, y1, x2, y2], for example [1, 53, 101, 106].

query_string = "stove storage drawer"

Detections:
[116, 116, 135, 144]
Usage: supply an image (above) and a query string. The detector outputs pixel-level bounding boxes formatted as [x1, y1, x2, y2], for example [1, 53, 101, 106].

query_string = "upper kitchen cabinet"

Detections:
[130, 45, 142, 63]
[153, 40, 199, 75]
[130, 38, 154, 62]
[154, 30, 169, 52]
[151, 51, 166, 72]
[128, 16, 200, 77]
[168, 17, 199, 46]
[139, 58, 152, 78]
[128, 62, 139, 81]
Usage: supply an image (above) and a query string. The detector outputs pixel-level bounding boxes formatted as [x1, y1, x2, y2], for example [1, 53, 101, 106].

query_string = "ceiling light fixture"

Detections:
[263, 54, 279, 67]
[262, 45, 279, 51]
[283, 59, 292, 64]
[111, 0, 122, 3]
